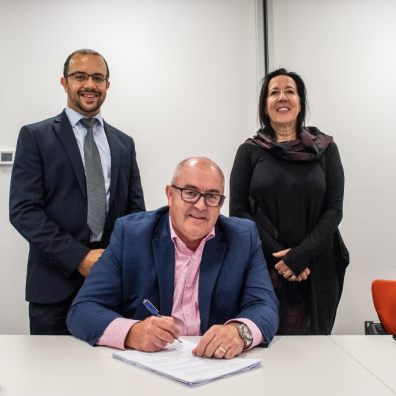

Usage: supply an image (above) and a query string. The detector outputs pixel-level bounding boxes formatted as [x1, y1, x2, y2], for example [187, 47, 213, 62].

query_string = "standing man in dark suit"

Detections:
[9, 48, 145, 335]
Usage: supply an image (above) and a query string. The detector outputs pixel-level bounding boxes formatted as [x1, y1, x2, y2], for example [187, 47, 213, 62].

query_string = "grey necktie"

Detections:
[80, 118, 106, 237]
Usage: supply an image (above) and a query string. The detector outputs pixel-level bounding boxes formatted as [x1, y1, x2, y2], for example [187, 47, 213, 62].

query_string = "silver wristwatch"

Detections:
[232, 323, 253, 349]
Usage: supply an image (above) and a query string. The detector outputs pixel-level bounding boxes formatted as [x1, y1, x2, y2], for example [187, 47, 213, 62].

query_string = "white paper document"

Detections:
[113, 339, 261, 387]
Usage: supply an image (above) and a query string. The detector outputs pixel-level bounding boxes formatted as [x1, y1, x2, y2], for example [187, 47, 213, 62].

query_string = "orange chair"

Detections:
[371, 279, 396, 334]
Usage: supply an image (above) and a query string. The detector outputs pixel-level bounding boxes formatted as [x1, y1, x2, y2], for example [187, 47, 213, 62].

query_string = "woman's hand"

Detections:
[273, 249, 310, 282]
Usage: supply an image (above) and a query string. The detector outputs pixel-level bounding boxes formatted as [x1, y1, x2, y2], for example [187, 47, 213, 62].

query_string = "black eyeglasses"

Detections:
[66, 72, 108, 84]
[171, 185, 225, 207]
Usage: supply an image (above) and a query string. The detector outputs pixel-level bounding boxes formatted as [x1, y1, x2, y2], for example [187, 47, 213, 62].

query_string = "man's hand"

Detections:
[273, 249, 310, 282]
[192, 324, 244, 359]
[77, 248, 105, 277]
[125, 316, 180, 352]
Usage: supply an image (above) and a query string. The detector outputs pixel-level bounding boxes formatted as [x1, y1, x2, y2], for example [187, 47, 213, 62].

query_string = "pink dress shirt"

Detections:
[97, 218, 263, 349]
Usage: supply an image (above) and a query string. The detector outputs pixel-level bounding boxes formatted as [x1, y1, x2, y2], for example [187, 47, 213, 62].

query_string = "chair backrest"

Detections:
[371, 279, 396, 334]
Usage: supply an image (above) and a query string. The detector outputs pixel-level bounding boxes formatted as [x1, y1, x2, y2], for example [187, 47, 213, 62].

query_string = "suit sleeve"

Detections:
[127, 139, 145, 214]
[9, 126, 89, 276]
[67, 219, 126, 345]
[283, 143, 345, 274]
[237, 222, 279, 343]
[230, 143, 284, 256]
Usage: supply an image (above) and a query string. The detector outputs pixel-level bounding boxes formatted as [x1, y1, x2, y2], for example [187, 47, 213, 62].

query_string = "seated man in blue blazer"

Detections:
[67, 157, 279, 358]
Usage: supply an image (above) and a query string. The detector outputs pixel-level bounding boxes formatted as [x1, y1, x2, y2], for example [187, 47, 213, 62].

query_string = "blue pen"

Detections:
[142, 299, 182, 343]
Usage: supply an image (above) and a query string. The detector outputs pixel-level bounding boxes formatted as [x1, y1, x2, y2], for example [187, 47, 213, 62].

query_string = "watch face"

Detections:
[241, 324, 253, 341]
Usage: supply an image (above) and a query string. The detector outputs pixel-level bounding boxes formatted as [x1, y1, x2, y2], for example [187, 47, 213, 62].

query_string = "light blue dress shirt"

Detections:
[65, 107, 111, 241]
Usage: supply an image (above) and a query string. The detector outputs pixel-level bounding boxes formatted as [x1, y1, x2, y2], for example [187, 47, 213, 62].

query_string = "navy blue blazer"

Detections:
[67, 207, 279, 345]
[9, 111, 145, 304]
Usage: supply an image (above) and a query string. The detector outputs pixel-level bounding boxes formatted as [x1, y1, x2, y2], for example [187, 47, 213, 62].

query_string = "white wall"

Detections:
[0, 0, 264, 334]
[268, 0, 396, 333]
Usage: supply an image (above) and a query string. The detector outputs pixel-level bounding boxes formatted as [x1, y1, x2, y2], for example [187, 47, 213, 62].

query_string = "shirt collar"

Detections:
[64, 107, 104, 128]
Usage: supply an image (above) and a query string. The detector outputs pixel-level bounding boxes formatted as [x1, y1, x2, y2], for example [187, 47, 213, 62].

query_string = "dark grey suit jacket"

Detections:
[9, 110, 145, 304]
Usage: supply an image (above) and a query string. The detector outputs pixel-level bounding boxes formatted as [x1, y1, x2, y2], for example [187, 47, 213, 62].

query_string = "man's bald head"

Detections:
[171, 157, 224, 191]
[166, 157, 225, 251]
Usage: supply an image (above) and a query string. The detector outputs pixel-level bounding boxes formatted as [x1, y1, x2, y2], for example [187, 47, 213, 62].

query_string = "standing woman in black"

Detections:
[230, 68, 348, 335]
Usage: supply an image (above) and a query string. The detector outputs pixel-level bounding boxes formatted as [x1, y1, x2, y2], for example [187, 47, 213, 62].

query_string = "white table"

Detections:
[330, 335, 396, 394]
[0, 335, 395, 396]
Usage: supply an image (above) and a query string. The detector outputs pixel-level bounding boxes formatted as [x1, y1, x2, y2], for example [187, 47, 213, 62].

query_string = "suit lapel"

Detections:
[198, 227, 227, 332]
[54, 112, 86, 199]
[104, 122, 121, 211]
[152, 216, 175, 316]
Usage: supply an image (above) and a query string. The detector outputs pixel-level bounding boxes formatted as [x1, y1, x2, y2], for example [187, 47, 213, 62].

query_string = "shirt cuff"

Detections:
[96, 317, 139, 350]
[226, 318, 264, 350]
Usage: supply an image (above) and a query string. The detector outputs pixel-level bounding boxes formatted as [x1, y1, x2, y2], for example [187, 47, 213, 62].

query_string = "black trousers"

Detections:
[29, 291, 79, 335]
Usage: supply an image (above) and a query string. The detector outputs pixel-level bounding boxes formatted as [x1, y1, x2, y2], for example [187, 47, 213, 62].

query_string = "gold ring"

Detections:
[218, 346, 227, 353]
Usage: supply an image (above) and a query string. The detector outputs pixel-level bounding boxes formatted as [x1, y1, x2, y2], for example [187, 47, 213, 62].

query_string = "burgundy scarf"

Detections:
[248, 127, 333, 161]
